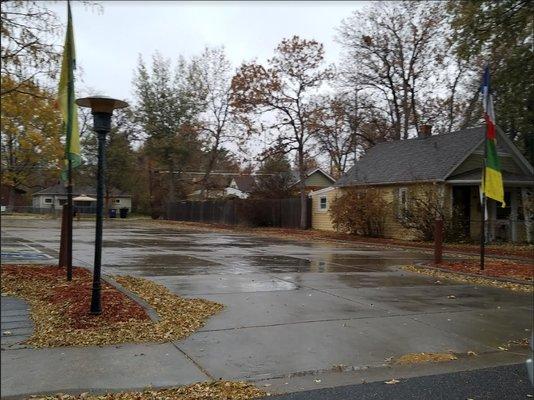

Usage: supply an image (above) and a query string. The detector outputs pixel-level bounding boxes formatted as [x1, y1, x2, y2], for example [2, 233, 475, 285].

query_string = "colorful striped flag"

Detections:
[481, 66, 505, 207]
[57, 1, 81, 181]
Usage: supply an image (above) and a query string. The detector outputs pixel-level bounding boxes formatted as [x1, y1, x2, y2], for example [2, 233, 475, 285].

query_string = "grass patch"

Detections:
[1, 264, 223, 347]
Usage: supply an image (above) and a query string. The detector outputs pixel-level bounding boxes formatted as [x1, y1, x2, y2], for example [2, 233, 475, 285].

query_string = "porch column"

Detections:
[510, 189, 518, 243]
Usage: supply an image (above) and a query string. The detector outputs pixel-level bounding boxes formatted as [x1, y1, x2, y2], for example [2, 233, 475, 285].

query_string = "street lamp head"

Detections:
[76, 95, 129, 133]
[76, 95, 128, 114]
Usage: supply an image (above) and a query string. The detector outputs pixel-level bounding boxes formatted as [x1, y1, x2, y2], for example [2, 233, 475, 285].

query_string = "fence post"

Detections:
[434, 217, 443, 265]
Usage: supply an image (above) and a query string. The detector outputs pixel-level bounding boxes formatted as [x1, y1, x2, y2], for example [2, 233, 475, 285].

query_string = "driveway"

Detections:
[1, 217, 532, 395]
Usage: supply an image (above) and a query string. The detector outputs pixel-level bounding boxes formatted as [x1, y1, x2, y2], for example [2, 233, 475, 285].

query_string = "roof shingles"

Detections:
[336, 127, 486, 186]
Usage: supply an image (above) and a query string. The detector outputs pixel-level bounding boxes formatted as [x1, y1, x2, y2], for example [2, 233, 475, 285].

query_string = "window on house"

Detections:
[319, 196, 328, 211]
[115, 199, 121, 204]
[44, 198, 53, 204]
[398, 188, 408, 218]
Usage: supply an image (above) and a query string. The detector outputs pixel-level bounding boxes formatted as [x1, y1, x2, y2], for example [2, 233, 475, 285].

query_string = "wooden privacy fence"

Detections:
[167, 198, 312, 229]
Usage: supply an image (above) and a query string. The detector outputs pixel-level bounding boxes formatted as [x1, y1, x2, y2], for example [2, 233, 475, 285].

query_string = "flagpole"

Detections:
[66, 77, 73, 281]
[480, 65, 489, 271]
[480, 161, 486, 271]
[57, 0, 77, 280]
[67, 158, 73, 280]
[66, 0, 73, 281]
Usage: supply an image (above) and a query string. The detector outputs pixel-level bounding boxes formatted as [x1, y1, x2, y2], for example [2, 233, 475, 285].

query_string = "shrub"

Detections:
[330, 188, 388, 237]
[396, 186, 468, 242]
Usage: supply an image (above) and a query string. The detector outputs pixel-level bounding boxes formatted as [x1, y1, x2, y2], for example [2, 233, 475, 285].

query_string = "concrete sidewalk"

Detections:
[1, 342, 209, 398]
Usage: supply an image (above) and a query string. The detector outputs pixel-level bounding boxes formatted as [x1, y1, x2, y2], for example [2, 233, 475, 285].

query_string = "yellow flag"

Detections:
[58, 1, 80, 180]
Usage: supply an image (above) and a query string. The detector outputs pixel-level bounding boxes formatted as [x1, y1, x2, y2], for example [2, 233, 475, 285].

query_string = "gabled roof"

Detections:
[33, 183, 131, 197]
[336, 126, 533, 187]
[232, 175, 256, 192]
[335, 127, 462, 186]
[289, 168, 336, 187]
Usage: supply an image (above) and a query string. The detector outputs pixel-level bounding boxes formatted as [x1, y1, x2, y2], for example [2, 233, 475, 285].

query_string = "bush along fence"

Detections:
[167, 198, 312, 229]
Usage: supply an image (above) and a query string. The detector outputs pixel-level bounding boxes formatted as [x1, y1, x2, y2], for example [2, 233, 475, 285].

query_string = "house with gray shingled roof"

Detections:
[309, 126, 533, 243]
[32, 183, 132, 213]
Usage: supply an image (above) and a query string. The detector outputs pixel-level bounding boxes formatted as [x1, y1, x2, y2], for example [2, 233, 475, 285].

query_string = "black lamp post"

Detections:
[76, 96, 128, 315]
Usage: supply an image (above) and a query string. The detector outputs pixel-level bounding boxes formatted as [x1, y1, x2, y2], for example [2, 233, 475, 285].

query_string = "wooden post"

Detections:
[58, 204, 69, 268]
[434, 217, 443, 265]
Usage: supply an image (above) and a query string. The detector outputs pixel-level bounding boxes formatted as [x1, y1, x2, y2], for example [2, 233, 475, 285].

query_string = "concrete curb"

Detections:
[103, 276, 160, 322]
[411, 262, 533, 286]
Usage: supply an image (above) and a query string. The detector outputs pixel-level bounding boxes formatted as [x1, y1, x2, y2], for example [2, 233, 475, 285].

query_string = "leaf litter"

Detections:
[402, 265, 532, 293]
[28, 381, 267, 400]
[1, 264, 223, 348]
[393, 352, 458, 365]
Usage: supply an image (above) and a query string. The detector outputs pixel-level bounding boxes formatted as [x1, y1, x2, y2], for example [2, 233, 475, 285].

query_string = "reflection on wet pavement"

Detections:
[2, 218, 532, 382]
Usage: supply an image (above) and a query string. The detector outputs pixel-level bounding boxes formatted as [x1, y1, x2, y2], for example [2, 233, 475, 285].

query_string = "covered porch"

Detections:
[447, 171, 533, 243]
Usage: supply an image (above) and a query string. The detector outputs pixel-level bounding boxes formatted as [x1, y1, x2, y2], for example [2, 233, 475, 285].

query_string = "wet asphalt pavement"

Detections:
[1, 217, 533, 396]
[269, 363, 533, 400]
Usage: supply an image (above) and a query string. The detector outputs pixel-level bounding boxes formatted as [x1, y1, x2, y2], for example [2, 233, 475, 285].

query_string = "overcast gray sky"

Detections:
[48, 1, 368, 102]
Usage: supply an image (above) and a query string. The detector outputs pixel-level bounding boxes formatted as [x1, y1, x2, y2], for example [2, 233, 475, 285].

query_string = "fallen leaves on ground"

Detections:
[1, 264, 222, 348]
[148, 220, 534, 258]
[113, 274, 223, 343]
[29, 381, 267, 400]
[393, 352, 458, 365]
[498, 337, 530, 350]
[437, 260, 533, 281]
[402, 265, 533, 293]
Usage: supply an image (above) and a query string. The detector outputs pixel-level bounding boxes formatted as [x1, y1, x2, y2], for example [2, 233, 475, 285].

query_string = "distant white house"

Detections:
[32, 183, 132, 212]
[187, 175, 257, 200]
[225, 176, 256, 199]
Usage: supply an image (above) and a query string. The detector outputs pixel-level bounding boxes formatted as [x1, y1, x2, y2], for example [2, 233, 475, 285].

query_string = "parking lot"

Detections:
[1, 217, 532, 394]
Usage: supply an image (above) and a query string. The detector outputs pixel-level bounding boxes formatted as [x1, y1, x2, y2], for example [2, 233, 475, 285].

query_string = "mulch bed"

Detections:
[1, 264, 222, 347]
[436, 260, 533, 281]
[403, 262, 533, 293]
[31, 381, 267, 400]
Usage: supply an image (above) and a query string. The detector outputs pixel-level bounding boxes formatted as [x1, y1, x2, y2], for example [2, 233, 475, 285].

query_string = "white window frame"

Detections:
[318, 195, 328, 212]
[115, 199, 121, 204]
[44, 198, 53, 204]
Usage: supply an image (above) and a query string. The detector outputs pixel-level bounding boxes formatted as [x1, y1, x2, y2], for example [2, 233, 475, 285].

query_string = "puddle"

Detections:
[135, 254, 221, 266]
[244, 255, 311, 267]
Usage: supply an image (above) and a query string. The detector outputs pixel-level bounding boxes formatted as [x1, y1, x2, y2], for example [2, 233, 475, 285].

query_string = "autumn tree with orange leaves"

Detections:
[231, 36, 334, 229]
[1, 78, 63, 208]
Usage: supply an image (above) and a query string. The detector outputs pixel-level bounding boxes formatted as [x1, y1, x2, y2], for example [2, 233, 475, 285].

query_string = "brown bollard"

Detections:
[434, 217, 444, 265]
[58, 205, 68, 268]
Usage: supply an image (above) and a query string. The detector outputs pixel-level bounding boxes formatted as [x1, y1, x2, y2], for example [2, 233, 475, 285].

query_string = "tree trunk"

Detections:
[200, 136, 221, 201]
[298, 149, 307, 229]
[166, 162, 176, 219]
[8, 186, 16, 211]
